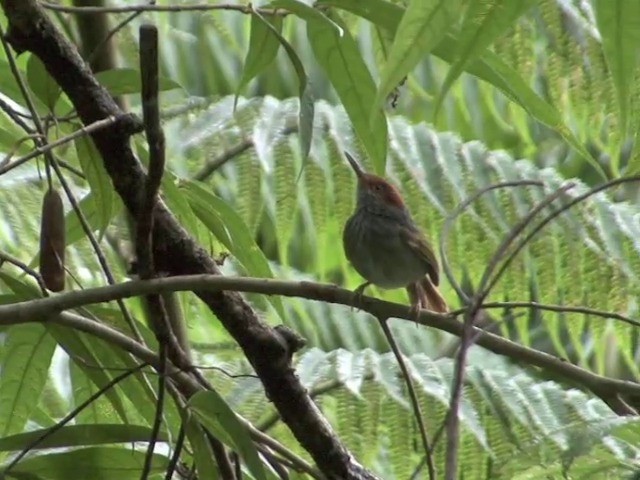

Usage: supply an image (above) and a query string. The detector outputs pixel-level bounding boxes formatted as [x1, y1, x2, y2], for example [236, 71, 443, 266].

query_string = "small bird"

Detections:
[342, 152, 448, 317]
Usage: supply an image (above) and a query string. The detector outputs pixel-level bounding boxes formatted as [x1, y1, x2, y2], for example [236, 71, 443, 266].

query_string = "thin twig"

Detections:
[0, 96, 34, 133]
[1, 362, 148, 477]
[476, 183, 576, 304]
[141, 342, 167, 480]
[485, 175, 640, 304]
[258, 374, 375, 432]
[439, 181, 545, 304]
[378, 317, 436, 480]
[443, 183, 575, 480]
[450, 301, 640, 329]
[0, 134, 43, 168]
[86, 9, 146, 67]
[193, 125, 298, 181]
[41, 2, 282, 15]
[0, 250, 48, 295]
[163, 423, 185, 480]
[193, 138, 254, 181]
[0, 116, 122, 176]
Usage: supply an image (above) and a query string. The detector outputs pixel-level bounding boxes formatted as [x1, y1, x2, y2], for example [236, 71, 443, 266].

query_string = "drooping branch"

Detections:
[0, 2, 377, 478]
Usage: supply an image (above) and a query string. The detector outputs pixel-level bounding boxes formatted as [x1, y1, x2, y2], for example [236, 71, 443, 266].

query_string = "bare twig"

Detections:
[450, 301, 640, 329]
[193, 125, 298, 181]
[443, 183, 575, 480]
[378, 317, 436, 480]
[163, 424, 186, 480]
[1, 362, 149, 476]
[193, 138, 254, 181]
[439, 180, 545, 303]
[0, 250, 48, 295]
[477, 183, 576, 304]
[0, 96, 34, 133]
[41, 2, 281, 15]
[486, 175, 640, 303]
[0, 116, 123, 175]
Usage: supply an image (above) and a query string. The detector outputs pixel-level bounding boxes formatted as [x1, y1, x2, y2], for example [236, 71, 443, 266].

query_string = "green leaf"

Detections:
[375, 0, 461, 110]
[478, 51, 607, 179]
[252, 8, 315, 162]
[95, 68, 181, 96]
[324, 0, 601, 175]
[593, 1, 640, 147]
[0, 425, 167, 451]
[272, 0, 388, 172]
[0, 324, 57, 437]
[189, 390, 271, 480]
[317, 0, 403, 33]
[46, 325, 133, 426]
[26, 54, 61, 110]
[298, 82, 315, 165]
[434, 0, 538, 115]
[182, 180, 285, 319]
[10, 447, 168, 479]
[184, 417, 220, 480]
[74, 134, 114, 237]
[0, 271, 41, 299]
[235, 14, 283, 108]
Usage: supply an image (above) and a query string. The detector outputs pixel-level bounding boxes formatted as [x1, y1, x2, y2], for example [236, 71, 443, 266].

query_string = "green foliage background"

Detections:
[0, 0, 640, 478]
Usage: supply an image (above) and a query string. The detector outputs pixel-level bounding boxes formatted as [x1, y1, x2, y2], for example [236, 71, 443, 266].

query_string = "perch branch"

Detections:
[1, 275, 639, 404]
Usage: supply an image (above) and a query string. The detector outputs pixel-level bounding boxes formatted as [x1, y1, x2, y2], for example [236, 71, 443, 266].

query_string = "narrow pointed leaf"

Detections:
[189, 390, 270, 480]
[11, 447, 168, 479]
[95, 68, 181, 95]
[26, 54, 61, 110]
[182, 180, 285, 319]
[272, 0, 388, 172]
[317, 0, 402, 32]
[593, 0, 640, 138]
[324, 0, 600, 173]
[0, 324, 56, 437]
[253, 8, 315, 161]
[74, 135, 114, 237]
[435, 0, 538, 115]
[185, 417, 220, 479]
[0, 425, 168, 451]
[235, 14, 283, 109]
[375, 0, 461, 110]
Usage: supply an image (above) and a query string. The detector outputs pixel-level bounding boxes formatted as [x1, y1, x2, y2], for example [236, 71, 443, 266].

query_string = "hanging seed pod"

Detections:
[39, 188, 65, 292]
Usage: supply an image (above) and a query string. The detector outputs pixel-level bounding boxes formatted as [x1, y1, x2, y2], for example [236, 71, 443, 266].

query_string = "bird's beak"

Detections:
[344, 151, 365, 179]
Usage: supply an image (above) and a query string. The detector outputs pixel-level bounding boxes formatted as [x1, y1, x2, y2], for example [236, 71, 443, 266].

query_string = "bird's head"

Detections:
[344, 151, 405, 212]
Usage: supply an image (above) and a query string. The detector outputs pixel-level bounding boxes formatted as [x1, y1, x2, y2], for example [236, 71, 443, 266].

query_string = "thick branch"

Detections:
[0, 2, 374, 478]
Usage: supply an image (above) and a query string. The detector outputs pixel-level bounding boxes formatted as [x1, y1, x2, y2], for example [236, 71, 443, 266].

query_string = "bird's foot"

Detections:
[409, 302, 422, 325]
[351, 282, 371, 311]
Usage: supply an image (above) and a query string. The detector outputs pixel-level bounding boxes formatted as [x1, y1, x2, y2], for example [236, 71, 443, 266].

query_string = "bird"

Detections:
[342, 151, 448, 318]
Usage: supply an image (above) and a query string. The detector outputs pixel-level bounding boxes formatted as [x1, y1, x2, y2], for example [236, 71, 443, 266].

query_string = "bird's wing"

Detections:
[400, 226, 440, 285]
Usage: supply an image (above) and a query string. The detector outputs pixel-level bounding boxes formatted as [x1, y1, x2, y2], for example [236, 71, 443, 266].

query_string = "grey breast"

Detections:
[343, 209, 428, 289]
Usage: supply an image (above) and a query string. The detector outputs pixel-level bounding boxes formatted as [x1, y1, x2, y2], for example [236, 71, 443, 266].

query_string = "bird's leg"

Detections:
[406, 282, 426, 324]
[351, 281, 371, 310]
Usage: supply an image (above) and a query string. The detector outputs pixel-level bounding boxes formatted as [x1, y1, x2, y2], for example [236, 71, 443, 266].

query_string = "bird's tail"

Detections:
[407, 277, 448, 313]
